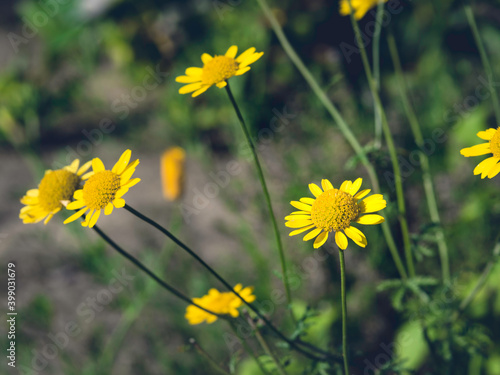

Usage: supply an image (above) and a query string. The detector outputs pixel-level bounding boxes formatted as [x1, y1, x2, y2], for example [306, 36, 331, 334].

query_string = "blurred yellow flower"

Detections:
[185, 284, 256, 325]
[285, 178, 386, 250]
[64, 149, 140, 228]
[175, 45, 264, 97]
[460, 127, 500, 179]
[340, 0, 388, 20]
[160, 147, 185, 201]
[20, 159, 92, 225]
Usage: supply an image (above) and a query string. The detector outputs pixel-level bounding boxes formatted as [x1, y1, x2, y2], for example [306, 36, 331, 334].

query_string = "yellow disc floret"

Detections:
[311, 189, 360, 232]
[38, 170, 81, 211]
[82, 170, 121, 210]
[490, 128, 500, 158]
[202, 56, 239, 85]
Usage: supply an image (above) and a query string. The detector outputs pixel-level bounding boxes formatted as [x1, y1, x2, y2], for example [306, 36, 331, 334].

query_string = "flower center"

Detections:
[202, 56, 239, 85]
[83, 170, 121, 210]
[38, 170, 81, 211]
[311, 189, 360, 232]
[489, 128, 500, 158]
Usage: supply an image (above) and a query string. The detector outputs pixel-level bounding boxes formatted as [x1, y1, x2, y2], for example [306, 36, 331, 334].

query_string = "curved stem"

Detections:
[338, 249, 350, 375]
[90, 224, 220, 318]
[224, 83, 295, 323]
[255, 0, 407, 280]
[189, 338, 231, 375]
[123, 204, 337, 363]
[387, 32, 450, 283]
[372, 0, 385, 149]
[346, 0, 415, 278]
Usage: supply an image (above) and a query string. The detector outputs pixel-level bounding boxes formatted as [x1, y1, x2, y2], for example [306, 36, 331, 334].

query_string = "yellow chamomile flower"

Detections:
[160, 146, 186, 201]
[185, 284, 256, 325]
[19, 159, 92, 225]
[460, 127, 500, 179]
[340, 0, 388, 20]
[175, 45, 264, 97]
[64, 149, 140, 228]
[285, 178, 386, 250]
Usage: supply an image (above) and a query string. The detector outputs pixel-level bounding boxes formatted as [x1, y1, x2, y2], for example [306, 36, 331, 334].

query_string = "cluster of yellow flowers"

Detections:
[20, 150, 140, 228]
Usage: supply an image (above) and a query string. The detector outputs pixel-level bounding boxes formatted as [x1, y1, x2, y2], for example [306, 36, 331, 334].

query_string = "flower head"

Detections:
[460, 127, 500, 179]
[185, 284, 256, 325]
[64, 149, 140, 228]
[160, 147, 185, 201]
[176, 45, 264, 97]
[285, 178, 386, 250]
[19, 159, 91, 224]
[340, 0, 388, 20]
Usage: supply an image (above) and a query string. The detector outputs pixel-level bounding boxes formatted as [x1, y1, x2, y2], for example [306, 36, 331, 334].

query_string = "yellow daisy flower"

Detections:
[285, 178, 386, 250]
[460, 127, 500, 179]
[175, 45, 264, 97]
[64, 149, 140, 228]
[340, 0, 388, 20]
[19, 159, 92, 225]
[185, 284, 256, 325]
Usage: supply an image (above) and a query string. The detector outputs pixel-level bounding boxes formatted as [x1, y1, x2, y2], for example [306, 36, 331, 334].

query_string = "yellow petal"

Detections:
[63, 207, 88, 224]
[74, 190, 84, 200]
[303, 228, 322, 241]
[192, 85, 210, 97]
[321, 179, 333, 191]
[66, 200, 85, 210]
[473, 156, 499, 177]
[186, 67, 203, 76]
[313, 231, 329, 248]
[120, 167, 136, 185]
[104, 203, 114, 215]
[225, 45, 238, 58]
[356, 214, 385, 225]
[309, 183, 323, 197]
[335, 231, 348, 250]
[460, 143, 491, 157]
[289, 224, 316, 236]
[238, 52, 264, 68]
[78, 160, 93, 176]
[216, 81, 227, 88]
[487, 162, 500, 178]
[340, 180, 352, 193]
[113, 198, 125, 208]
[176, 75, 201, 83]
[201, 54, 213, 64]
[285, 215, 311, 221]
[92, 158, 105, 173]
[290, 201, 312, 211]
[349, 178, 362, 196]
[344, 226, 367, 247]
[477, 128, 497, 140]
[354, 189, 371, 200]
[235, 67, 251, 76]
[289, 211, 310, 215]
[26, 189, 39, 197]
[285, 220, 313, 228]
[300, 197, 316, 205]
[112, 149, 132, 174]
[65, 159, 79, 173]
[122, 178, 140, 189]
[236, 47, 256, 63]
[88, 210, 101, 228]
[179, 82, 203, 94]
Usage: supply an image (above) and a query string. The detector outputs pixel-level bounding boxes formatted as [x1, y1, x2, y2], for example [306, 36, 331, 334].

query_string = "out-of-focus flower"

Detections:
[161, 147, 186, 201]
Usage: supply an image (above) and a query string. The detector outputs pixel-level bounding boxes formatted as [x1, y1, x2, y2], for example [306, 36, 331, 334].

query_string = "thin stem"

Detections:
[465, 4, 500, 125]
[338, 249, 350, 375]
[372, 0, 385, 149]
[387, 32, 450, 283]
[248, 316, 288, 375]
[189, 338, 231, 375]
[123, 204, 336, 363]
[255, 0, 407, 280]
[346, 0, 415, 278]
[224, 83, 294, 323]
[90, 225, 220, 318]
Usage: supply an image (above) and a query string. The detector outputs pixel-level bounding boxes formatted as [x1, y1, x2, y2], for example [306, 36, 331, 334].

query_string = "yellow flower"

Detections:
[340, 0, 388, 20]
[460, 127, 500, 179]
[175, 45, 264, 97]
[64, 150, 140, 228]
[160, 147, 185, 201]
[285, 178, 386, 250]
[185, 284, 256, 325]
[19, 159, 92, 225]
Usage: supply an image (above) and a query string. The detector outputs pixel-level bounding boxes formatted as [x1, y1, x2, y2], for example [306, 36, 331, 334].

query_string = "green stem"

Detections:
[372, 0, 385, 149]
[224, 83, 294, 323]
[387, 32, 450, 283]
[346, 0, 415, 278]
[255, 0, 407, 280]
[90, 224, 220, 318]
[338, 249, 349, 375]
[465, 4, 500, 125]
[123, 204, 335, 363]
[189, 338, 231, 375]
